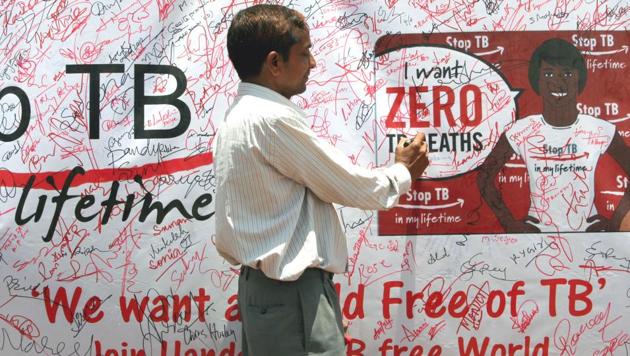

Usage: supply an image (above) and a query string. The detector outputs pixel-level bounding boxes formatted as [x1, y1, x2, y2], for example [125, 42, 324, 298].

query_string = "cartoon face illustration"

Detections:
[538, 60, 579, 109]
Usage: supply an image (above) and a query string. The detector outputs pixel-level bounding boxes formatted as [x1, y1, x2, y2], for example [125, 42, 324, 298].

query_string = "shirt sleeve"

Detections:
[504, 121, 523, 156]
[598, 118, 617, 155]
[259, 112, 412, 210]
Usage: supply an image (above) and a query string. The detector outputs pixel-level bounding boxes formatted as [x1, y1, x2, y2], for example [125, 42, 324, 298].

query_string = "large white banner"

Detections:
[0, 1, 629, 355]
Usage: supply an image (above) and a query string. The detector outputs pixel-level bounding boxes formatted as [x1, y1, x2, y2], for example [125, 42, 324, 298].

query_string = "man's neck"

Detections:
[542, 101, 579, 126]
[243, 77, 288, 98]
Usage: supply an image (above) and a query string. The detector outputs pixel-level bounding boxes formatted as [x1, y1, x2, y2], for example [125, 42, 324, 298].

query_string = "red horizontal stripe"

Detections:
[529, 153, 589, 161]
[0, 152, 213, 190]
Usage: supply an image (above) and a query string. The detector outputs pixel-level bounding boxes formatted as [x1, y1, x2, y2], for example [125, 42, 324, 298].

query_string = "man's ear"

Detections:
[265, 51, 283, 77]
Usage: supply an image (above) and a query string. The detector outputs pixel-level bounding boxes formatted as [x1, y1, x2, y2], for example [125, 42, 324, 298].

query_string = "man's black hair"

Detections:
[528, 38, 587, 94]
[227, 4, 307, 80]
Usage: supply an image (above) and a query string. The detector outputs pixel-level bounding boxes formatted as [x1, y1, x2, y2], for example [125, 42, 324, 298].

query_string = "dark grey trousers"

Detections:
[238, 266, 345, 356]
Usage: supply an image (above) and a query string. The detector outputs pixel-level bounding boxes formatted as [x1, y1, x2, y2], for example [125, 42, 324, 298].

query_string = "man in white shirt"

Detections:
[213, 4, 429, 355]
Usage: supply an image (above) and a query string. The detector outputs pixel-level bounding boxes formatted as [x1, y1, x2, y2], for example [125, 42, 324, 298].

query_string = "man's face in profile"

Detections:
[538, 60, 579, 109]
[276, 28, 316, 99]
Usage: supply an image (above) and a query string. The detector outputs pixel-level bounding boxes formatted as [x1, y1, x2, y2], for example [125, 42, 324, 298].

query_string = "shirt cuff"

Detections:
[389, 163, 412, 194]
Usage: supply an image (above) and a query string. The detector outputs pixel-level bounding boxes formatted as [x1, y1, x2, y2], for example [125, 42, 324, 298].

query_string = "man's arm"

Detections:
[604, 132, 630, 231]
[476, 134, 539, 233]
[261, 114, 427, 210]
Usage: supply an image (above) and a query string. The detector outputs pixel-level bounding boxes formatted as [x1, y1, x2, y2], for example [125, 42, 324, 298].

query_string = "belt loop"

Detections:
[241, 265, 250, 280]
[319, 269, 332, 282]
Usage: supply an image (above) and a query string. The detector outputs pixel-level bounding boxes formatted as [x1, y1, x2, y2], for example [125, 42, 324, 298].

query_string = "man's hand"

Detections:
[395, 133, 429, 180]
[586, 214, 610, 232]
[503, 216, 541, 233]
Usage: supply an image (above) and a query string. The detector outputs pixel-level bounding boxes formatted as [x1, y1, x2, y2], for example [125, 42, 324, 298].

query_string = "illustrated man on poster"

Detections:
[477, 38, 630, 233]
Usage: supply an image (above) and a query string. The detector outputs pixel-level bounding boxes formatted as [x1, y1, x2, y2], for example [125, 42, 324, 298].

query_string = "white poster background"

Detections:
[0, 1, 628, 355]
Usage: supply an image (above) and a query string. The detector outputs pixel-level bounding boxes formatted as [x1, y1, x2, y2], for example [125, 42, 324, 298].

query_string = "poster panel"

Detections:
[0, 1, 628, 356]
[376, 31, 630, 236]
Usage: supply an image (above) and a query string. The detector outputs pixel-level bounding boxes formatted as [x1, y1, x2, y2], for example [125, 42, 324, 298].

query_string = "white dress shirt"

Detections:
[213, 82, 412, 281]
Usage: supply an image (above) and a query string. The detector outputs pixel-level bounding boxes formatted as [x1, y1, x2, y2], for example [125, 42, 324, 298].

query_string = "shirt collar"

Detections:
[237, 82, 301, 111]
